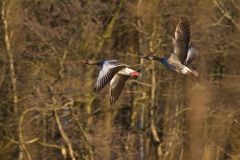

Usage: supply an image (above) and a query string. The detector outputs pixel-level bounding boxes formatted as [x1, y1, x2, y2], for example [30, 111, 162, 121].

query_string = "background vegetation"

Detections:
[0, 0, 240, 160]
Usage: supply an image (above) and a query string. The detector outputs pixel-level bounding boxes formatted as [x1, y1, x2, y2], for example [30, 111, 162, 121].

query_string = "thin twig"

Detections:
[214, 0, 240, 30]
[54, 110, 76, 160]
[130, 79, 152, 87]
[52, 33, 76, 85]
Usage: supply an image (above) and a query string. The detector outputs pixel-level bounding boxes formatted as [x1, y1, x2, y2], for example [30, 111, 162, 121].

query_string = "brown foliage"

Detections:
[0, 0, 240, 160]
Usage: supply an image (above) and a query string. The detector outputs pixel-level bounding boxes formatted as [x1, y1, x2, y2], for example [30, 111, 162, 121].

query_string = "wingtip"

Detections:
[93, 87, 100, 94]
[180, 16, 189, 22]
[178, 16, 190, 26]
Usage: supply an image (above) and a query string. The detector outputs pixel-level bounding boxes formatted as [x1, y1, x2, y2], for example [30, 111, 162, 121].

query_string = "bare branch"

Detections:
[2, 0, 18, 113]
[54, 110, 76, 160]
[214, 0, 240, 30]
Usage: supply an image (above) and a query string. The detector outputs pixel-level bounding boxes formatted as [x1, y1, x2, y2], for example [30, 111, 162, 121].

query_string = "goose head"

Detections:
[142, 54, 166, 63]
[142, 54, 155, 60]
[81, 59, 89, 64]
[81, 59, 103, 65]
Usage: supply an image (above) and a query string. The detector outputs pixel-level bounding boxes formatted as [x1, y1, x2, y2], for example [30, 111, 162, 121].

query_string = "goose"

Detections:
[82, 59, 141, 104]
[143, 17, 198, 77]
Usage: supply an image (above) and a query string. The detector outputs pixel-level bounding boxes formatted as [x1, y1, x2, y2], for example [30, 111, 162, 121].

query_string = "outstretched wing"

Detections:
[94, 60, 127, 93]
[169, 17, 190, 64]
[110, 74, 129, 105]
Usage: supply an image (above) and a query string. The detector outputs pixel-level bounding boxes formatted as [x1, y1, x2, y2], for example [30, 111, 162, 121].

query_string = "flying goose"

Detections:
[143, 17, 198, 76]
[82, 59, 141, 104]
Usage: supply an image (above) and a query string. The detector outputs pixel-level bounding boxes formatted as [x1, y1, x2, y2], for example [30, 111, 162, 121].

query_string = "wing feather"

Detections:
[170, 17, 190, 64]
[110, 74, 129, 105]
[94, 61, 127, 93]
[184, 46, 198, 65]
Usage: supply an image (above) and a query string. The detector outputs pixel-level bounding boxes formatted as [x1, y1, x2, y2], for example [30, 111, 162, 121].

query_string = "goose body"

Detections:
[82, 59, 141, 104]
[117, 67, 141, 76]
[143, 17, 198, 77]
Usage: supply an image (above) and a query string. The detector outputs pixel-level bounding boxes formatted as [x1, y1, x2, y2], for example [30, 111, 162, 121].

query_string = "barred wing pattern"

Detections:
[93, 60, 127, 93]
[170, 17, 190, 64]
[110, 74, 129, 104]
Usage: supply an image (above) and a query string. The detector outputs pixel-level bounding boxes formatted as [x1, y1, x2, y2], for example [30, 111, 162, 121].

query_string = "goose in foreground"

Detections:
[82, 59, 141, 104]
[143, 17, 198, 77]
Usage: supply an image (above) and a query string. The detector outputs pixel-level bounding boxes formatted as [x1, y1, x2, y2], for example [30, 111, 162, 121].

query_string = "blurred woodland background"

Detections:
[0, 0, 240, 160]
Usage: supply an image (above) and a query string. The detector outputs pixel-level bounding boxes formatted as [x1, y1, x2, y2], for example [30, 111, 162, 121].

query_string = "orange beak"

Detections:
[130, 72, 141, 77]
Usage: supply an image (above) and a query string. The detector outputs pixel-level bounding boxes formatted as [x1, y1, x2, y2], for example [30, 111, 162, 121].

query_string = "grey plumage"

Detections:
[94, 60, 127, 93]
[169, 17, 191, 64]
[110, 74, 129, 104]
[82, 59, 141, 104]
[143, 17, 198, 77]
